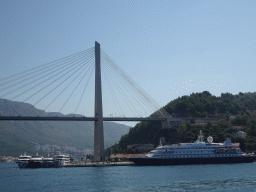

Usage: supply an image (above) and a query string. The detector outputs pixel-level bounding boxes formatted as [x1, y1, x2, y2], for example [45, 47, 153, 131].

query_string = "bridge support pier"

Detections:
[161, 119, 169, 129]
[94, 41, 105, 161]
[161, 118, 182, 129]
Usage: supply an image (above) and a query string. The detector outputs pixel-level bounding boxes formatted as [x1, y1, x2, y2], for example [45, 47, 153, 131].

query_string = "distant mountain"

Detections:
[0, 99, 131, 156]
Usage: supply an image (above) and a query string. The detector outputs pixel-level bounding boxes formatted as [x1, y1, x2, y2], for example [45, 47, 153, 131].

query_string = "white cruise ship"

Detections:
[16, 152, 31, 168]
[27, 152, 43, 168]
[128, 130, 256, 166]
[54, 154, 70, 167]
[42, 154, 55, 168]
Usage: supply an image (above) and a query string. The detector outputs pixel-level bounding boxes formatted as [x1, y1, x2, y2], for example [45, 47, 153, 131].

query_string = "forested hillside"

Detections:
[112, 91, 256, 154]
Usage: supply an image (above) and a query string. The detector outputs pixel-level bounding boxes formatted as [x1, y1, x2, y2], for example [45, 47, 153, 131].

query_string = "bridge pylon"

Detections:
[94, 41, 104, 161]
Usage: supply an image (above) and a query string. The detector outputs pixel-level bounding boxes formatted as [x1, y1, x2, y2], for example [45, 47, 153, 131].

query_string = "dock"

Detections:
[64, 161, 135, 167]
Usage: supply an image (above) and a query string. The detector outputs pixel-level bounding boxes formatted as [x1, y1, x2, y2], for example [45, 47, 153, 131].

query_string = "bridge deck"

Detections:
[0, 116, 169, 121]
[0, 116, 216, 122]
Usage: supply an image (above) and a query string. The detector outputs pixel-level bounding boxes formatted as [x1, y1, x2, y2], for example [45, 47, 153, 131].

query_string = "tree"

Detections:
[225, 111, 230, 121]
[190, 118, 196, 124]
[113, 147, 123, 155]
[233, 116, 248, 126]
[206, 121, 212, 129]
[202, 91, 211, 97]
[201, 111, 208, 118]
[195, 111, 201, 117]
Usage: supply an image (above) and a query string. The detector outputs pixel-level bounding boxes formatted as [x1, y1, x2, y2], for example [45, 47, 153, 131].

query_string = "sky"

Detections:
[1, 0, 256, 126]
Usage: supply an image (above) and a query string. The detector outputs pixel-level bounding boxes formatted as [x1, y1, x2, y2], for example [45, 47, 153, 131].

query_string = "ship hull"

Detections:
[26, 161, 42, 168]
[42, 161, 54, 168]
[128, 156, 256, 166]
[54, 160, 66, 167]
[17, 162, 29, 168]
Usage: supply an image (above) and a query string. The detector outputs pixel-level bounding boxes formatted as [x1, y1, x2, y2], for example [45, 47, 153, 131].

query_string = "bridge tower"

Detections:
[94, 41, 104, 161]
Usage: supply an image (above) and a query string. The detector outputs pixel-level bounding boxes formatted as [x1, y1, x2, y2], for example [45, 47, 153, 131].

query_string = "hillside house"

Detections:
[234, 131, 247, 138]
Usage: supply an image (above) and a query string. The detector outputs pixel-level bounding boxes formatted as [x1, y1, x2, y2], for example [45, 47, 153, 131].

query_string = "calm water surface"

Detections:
[1, 162, 256, 191]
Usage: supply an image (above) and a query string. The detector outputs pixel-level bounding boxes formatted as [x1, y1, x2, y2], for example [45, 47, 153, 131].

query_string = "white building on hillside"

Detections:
[234, 131, 247, 138]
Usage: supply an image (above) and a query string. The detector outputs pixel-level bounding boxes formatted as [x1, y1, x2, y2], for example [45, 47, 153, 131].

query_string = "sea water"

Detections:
[0, 162, 256, 191]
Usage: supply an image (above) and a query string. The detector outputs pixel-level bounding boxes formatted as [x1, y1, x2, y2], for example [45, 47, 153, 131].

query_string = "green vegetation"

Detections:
[113, 91, 256, 153]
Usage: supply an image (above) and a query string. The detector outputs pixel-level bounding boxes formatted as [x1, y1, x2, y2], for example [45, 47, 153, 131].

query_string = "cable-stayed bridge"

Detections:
[0, 42, 176, 161]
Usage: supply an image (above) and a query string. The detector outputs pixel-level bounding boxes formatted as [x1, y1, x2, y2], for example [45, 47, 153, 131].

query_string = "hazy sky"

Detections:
[1, 0, 256, 125]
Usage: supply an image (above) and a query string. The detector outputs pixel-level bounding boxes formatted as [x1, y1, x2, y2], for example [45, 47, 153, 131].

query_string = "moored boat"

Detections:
[42, 155, 55, 168]
[128, 130, 256, 166]
[54, 154, 70, 167]
[16, 152, 31, 168]
[27, 152, 43, 168]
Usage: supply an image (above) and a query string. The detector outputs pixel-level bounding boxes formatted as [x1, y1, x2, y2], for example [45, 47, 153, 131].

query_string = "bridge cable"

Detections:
[102, 61, 123, 116]
[34, 55, 94, 107]
[101, 50, 170, 118]
[101, 50, 159, 112]
[74, 62, 95, 115]
[19, 53, 94, 102]
[44, 59, 94, 111]
[2, 51, 94, 101]
[0, 49, 94, 94]
[58, 61, 95, 113]
[102, 55, 138, 117]
[102, 52, 151, 116]
[102, 56, 138, 117]
[102, 52, 154, 117]
[0, 47, 94, 85]
[102, 55, 153, 117]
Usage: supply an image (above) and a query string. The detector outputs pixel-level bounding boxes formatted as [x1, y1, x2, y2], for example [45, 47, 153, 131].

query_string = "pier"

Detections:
[65, 161, 135, 167]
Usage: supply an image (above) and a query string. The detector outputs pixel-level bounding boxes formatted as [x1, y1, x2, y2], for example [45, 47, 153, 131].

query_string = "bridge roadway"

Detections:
[0, 116, 174, 122]
[0, 116, 217, 125]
